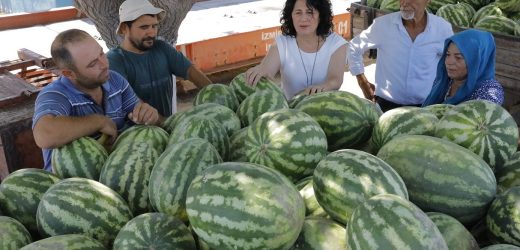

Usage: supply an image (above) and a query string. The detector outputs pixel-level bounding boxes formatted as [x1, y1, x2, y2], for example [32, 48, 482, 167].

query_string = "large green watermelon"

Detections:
[295, 91, 380, 151]
[113, 213, 196, 249]
[346, 194, 448, 250]
[434, 100, 519, 171]
[186, 162, 305, 250]
[371, 107, 438, 152]
[474, 16, 520, 36]
[423, 103, 454, 119]
[313, 149, 408, 225]
[229, 72, 284, 103]
[168, 116, 230, 160]
[149, 138, 222, 222]
[295, 176, 327, 217]
[194, 83, 240, 111]
[486, 186, 520, 246]
[497, 152, 520, 193]
[427, 212, 479, 250]
[436, 3, 474, 27]
[290, 217, 346, 250]
[112, 125, 168, 153]
[51, 136, 108, 179]
[164, 103, 240, 136]
[0, 216, 32, 250]
[36, 178, 133, 248]
[0, 168, 60, 235]
[244, 109, 328, 182]
[377, 135, 496, 225]
[228, 126, 250, 162]
[20, 234, 104, 250]
[236, 89, 288, 127]
[471, 3, 505, 26]
[99, 142, 159, 215]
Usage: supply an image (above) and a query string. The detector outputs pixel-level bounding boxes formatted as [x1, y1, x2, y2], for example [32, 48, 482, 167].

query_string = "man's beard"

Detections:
[131, 36, 155, 51]
[400, 9, 415, 20]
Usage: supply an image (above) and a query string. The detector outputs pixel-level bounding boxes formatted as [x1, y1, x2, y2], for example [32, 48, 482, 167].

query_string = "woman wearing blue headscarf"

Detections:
[422, 29, 504, 106]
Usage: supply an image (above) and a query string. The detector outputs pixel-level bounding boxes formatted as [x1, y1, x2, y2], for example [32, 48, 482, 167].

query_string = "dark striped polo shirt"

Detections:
[32, 70, 139, 171]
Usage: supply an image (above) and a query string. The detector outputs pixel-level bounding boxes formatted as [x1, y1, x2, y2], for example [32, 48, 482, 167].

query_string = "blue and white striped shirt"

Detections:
[32, 70, 139, 171]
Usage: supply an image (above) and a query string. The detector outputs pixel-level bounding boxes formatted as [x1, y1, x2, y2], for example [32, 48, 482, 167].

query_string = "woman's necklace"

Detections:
[296, 38, 320, 87]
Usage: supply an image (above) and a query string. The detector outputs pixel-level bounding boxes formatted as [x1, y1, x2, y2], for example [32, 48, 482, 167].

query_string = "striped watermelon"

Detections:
[36, 178, 133, 247]
[51, 136, 108, 179]
[290, 217, 346, 250]
[0, 168, 60, 235]
[288, 91, 308, 109]
[423, 103, 454, 119]
[236, 89, 289, 127]
[427, 212, 479, 250]
[471, 3, 505, 26]
[371, 107, 438, 152]
[112, 125, 169, 153]
[379, 0, 399, 12]
[429, 0, 457, 14]
[377, 135, 497, 225]
[295, 176, 327, 217]
[229, 126, 249, 162]
[436, 3, 474, 27]
[486, 186, 520, 245]
[194, 83, 240, 111]
[495, 0, 520, 12]
[164, 103, 240, 136]
[229, 72, 284, 102]
[346, 194, 448, 250]
[434, 100, 519, 171]
[459, 0, 491, 11]
[497, 152, 520, 193]
[475, 16, 520, 36]
[162, 111, 183, 133]
[186, 162, 305, 250]
[168, 116, 230, 160]
[481, 244, 520, 250]
[244, 109, 328, 182]
[313, 149, 408, 225]
[99, 142, 159, 215]
[113, 213, 196, 249]
[20, 234, 104, 250]
[0, 216, 32, 250]
[149, 138, 222, 222]
[295, 91, 380, 151]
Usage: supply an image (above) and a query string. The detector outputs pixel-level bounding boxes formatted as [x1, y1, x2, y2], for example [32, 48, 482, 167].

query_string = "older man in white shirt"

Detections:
[347, 0, 453, 112]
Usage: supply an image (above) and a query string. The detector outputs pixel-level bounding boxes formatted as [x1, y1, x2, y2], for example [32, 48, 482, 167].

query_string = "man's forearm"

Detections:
[187, 66, 212, 89]
[33, 114, 107, 149]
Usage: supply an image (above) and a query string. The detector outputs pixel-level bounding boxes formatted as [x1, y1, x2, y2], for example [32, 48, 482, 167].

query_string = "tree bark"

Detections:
[74, 0, 196, 49]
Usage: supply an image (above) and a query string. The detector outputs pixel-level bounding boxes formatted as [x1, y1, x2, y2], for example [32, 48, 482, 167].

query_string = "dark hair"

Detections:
[50, 29, 91, 70]
[280, 0, 333, 38]
[123, 14, 158, 30]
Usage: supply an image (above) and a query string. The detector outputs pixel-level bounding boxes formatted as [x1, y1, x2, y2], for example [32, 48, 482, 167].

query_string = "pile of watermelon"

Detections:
[1, 72, 520, 249]
[367, 0, 520, 37]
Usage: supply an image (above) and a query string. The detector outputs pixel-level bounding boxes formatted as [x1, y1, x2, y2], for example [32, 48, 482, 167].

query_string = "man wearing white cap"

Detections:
[107, 0, 212, 117]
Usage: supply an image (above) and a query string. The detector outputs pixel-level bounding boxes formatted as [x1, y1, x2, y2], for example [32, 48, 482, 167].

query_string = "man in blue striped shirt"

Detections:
[32, 29, 161, 172]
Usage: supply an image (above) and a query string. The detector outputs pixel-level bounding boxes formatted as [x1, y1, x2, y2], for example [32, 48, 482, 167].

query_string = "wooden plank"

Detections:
[496, 48, 520, 67]
[0, 7, 83, 31]
[0, 71, 39, 107]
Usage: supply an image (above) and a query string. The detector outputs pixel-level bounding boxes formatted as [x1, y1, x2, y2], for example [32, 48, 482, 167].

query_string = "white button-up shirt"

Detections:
[347, 12, 453, 105]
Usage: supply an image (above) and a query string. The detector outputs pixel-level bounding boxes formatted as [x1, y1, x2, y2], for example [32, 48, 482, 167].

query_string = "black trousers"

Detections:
[375, 96, 421, 113]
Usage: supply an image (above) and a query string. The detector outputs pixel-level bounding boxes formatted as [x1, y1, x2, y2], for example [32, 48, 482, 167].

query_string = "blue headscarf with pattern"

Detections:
[422, 29, 496, 106]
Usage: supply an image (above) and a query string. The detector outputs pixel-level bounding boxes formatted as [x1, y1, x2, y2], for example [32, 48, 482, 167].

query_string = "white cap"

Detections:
[116, 0, 165, 35]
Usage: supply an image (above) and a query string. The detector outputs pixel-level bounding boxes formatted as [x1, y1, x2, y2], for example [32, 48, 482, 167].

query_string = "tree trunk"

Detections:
[73, 0, 196, 49]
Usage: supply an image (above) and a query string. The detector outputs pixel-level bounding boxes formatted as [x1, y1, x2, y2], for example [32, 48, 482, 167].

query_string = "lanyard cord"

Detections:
[296, 38, 320, 87]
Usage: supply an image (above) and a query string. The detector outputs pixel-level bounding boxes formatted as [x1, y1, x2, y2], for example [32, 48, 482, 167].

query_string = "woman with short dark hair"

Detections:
[245, 0, 347, 99]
